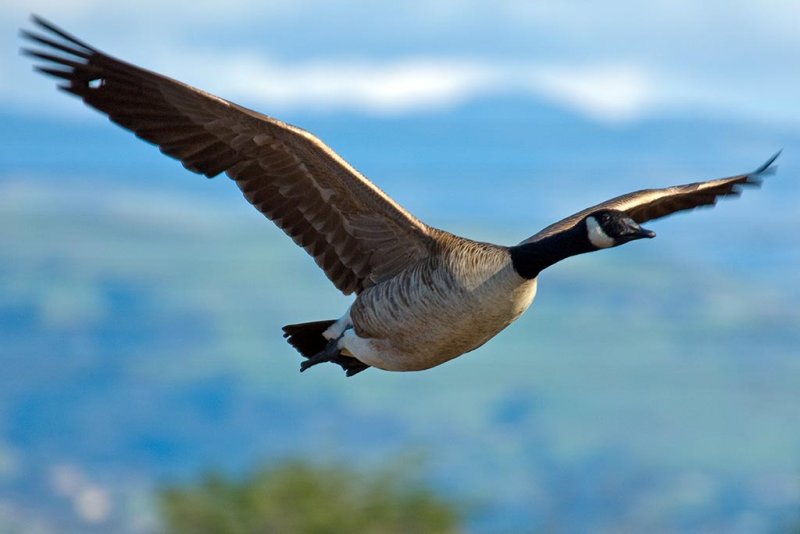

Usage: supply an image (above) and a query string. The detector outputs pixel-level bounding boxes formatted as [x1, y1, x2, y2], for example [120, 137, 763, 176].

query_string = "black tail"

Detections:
[282, 320, 370, 377]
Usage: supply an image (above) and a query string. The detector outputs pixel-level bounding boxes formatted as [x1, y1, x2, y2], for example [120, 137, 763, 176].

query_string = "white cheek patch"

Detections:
[586, 216, 615, 248]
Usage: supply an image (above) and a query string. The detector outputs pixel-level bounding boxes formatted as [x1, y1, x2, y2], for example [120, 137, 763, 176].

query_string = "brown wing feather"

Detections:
[521, 152, 780, 245]
[22, 16, 434, 295]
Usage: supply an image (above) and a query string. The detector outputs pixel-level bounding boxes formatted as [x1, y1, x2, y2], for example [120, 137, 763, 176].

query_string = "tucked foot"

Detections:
[300, 340, 341, 372]
[284, 319, 370, 376]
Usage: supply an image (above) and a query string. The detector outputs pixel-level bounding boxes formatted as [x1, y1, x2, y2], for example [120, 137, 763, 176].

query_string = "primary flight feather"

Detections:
[21, 16, 780, 376]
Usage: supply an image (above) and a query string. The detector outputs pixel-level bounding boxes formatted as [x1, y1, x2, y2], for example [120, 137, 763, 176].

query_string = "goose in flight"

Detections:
[21, 16, 780, 376]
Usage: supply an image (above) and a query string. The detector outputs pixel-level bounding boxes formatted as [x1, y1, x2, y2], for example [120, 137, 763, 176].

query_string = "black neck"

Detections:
[509, 224, 594, 279]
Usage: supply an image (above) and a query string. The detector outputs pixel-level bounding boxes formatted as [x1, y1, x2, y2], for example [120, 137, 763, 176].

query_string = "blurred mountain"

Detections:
[1, 97, 799, 532]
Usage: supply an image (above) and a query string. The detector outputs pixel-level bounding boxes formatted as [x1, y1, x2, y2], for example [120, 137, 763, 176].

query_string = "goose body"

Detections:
[339, 237, 537, 371]
[22, 17, 780, 376]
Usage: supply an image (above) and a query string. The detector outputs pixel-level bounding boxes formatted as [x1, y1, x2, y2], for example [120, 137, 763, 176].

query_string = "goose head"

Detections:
[584, 209, 656, 249]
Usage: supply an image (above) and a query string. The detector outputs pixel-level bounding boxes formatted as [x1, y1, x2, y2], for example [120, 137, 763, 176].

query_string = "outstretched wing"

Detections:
[521, 152, 780, 245]
[22, 16, 436, 295]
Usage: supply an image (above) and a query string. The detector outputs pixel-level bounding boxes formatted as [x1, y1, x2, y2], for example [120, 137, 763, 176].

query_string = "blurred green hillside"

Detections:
[160, 460, 463, 534]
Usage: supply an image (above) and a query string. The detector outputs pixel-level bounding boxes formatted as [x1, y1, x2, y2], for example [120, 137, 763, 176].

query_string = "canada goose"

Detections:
[22, 16, 779, 376]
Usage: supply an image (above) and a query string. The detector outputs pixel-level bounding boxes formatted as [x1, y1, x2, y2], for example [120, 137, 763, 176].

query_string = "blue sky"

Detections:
[3, 0, 800, 124]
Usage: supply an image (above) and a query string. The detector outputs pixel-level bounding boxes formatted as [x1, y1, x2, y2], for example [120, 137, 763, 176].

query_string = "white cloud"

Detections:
[75, 485, 111, 524]
[0, 40, 755, 125]
[526, 64, 655, 122]
[174, 53, 499, 115]
[3, 0, 800, 125]
[146, 51, 656, 121]
[48, 463, 112, 524]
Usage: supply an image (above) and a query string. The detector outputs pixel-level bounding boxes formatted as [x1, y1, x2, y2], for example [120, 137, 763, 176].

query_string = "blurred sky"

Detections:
[2, 0, 799, 124]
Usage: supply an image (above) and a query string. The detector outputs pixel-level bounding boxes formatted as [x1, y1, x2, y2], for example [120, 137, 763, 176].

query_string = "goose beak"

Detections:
[623, 219, 656, 241]
[637, 227, 656, 239]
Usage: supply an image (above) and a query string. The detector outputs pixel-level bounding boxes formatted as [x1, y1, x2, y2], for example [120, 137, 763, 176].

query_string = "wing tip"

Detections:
[24, 13, 95, 52]
[751, 149, 781, 177]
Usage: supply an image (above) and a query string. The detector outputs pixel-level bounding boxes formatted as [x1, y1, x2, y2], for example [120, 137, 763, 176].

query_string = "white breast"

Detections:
[343, 243, 538, 371]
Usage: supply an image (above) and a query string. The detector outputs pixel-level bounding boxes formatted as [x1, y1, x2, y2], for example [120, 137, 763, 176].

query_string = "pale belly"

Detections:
[335, 264, 538, 371]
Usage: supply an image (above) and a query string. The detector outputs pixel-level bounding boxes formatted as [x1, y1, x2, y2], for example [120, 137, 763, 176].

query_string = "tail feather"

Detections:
[283, 320, 335, 358]
[282, 320, 370, 377]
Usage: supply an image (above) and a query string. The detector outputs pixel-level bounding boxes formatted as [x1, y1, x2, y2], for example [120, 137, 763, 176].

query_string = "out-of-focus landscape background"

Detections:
[1, 1, 800, 532]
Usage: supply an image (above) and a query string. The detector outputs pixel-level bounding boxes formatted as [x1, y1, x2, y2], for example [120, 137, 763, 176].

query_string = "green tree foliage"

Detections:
[159, 460, 463, 534]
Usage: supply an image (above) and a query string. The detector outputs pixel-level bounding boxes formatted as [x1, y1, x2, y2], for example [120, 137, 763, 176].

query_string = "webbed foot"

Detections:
[299, 340, 340, 372]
